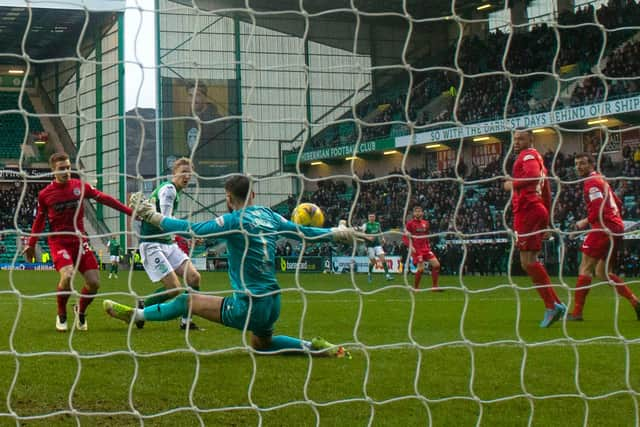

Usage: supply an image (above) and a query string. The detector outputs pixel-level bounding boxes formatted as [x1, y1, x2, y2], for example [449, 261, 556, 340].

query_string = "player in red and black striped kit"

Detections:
[23, 152, 133, 332]
[568, 153, 639, 321]
[403, 205, 441, 291]
[504, 129, 566, 327]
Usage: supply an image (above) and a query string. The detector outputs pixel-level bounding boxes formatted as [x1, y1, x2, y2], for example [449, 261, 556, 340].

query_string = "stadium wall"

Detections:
[157, 0, 372, 219]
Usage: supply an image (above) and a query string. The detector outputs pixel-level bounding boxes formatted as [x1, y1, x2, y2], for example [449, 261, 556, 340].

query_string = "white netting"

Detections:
[1, 0, 640, 425]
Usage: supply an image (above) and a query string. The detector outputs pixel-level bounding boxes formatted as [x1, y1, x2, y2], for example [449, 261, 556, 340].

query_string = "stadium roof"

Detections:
[167, 0, 508, 54]
[169, 0, 509, 25]
[0, 6, 120, 65]
[0, 1, 125, 12]
[170, 0, 509, 17]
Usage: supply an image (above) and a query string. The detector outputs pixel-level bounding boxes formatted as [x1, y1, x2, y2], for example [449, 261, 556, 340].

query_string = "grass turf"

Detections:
[0, 270, 639, 426]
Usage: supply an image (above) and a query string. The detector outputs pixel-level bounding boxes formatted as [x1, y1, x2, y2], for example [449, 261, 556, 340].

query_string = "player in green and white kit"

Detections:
[107, 235, 121, 279]
[361, 213, 392, 282]
[105, 175, 358, 357]
[138, 157, 201, 330]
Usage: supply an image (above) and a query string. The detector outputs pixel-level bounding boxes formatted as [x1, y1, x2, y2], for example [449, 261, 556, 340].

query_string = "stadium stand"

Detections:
[283, 145, 640, 275]
[300, 1, 640, 154]
[0, 179, 47, 263]
[0, 91, 45, 160]
[273, 1, 640, 277]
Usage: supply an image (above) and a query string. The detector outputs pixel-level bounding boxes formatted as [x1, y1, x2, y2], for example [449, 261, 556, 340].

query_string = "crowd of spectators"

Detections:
[570, 38, 640, 105]
[297, 148, 631, 235]
[303, 0, 640, 153]
[0, 153, 635, 276]
[0, 181, 44, 232]
[0, 180, 45, 262]
[618, 144, 640, 219]
[284, 1, 640, 275]
[286, 145, 640, 275]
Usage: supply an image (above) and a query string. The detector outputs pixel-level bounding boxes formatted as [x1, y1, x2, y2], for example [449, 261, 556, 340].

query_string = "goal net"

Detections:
[1, 0, 640, 425]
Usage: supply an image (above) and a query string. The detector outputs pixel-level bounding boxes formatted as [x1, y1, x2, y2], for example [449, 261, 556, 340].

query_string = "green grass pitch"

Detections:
[0, 270, 639, 426]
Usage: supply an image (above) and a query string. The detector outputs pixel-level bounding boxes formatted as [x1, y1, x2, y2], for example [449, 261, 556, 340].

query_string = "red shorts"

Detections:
[581, 230, 621, 262]
[49, 239, 99, 273]
[514, 204, 549, 252]
[413, 249, 437, 265]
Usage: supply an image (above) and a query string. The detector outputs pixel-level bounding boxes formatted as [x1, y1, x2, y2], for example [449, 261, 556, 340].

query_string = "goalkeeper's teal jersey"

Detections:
[363, 221, 382, 247]
[159, 206, 332, 296]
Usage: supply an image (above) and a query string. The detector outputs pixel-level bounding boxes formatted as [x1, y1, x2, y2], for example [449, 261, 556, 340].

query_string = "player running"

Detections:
[104, 175, 358, 357]
[138, 157, 201, 330]
[24, 152, 133, 332]
[361, 213, 392, 282]
[567, 153, 639, 321]
[107, 235, 121, 279]
[403, 205, 441, 291]
[504, 129, 566, 327]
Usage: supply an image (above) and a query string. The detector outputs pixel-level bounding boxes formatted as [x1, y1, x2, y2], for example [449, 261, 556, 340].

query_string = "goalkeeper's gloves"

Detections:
[129, 192, 164, 227]
[330, 223, 360, 244]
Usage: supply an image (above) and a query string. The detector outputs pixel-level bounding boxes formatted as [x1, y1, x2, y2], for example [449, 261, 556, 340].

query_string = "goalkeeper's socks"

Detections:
[573, 274, 592, 316]
[526, 262, 555, 309]
[432, 266, 440, 288]
[78, 286, 97, 314]
[263, 335, 305, 353]
[57, 285, 70, 318]
[143, 292, 189, 321]
[144, 286, 174, 306]
[414, 270, 422, 289]
[368, 263, 373, 275]
[382, 262, 389, 274]
[609, 274, 639, 306]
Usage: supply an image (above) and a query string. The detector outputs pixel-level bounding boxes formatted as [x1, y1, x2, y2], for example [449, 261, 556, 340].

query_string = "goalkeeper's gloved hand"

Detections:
[330, 223, 360, 244]
[129, 192, 164, 227]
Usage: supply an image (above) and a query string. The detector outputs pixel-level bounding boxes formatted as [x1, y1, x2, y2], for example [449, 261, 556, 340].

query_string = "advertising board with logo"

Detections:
[0, 263, 56, 271]
[332, 256, 406, 274]
[276, 257, 331, 273]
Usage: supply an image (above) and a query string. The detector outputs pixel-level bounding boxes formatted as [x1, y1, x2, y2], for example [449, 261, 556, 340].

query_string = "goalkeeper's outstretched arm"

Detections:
[129, 190, 359, 244]
[158, 212, 358, 245]
[275, 214, 359, 244]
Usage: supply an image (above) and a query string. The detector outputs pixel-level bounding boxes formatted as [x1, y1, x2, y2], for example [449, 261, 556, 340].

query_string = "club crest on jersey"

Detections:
[73, 187, 81, 196]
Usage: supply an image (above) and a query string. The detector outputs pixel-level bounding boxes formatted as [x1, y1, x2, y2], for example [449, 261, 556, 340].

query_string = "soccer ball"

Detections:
[291, 203, 325, 227]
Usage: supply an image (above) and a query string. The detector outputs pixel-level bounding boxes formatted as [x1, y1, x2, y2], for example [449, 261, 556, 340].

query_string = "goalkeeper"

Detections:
[104, 175, 358, 357]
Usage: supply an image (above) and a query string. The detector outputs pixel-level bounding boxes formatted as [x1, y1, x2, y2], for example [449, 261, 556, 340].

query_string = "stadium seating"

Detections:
[278, 144, 639, 273]
[300, 1, 640, 154]
[0, 92, 45, 160]
[0, 235, 17, 263]
[0, 236, 51, 264]
[0, 180, 46, 263]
